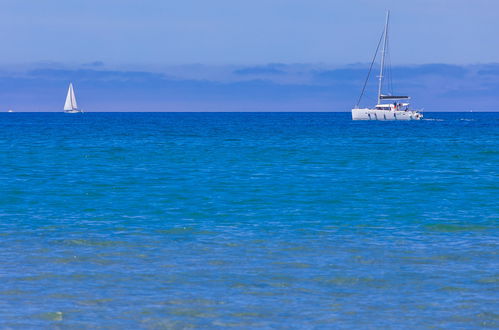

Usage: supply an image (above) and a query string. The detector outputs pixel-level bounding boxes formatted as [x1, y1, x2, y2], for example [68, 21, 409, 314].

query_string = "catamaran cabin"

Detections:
[375, 103, 410, 111]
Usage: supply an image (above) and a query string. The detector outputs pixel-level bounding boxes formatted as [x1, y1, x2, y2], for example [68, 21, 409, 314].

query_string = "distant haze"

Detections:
[1, 63, 498, 112]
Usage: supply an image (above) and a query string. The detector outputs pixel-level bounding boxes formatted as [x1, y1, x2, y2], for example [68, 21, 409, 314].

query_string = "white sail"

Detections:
[64, 83, 78, 111]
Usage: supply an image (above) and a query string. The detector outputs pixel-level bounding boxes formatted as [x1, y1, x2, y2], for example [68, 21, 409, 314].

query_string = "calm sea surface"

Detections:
[0, 112, 497, 328]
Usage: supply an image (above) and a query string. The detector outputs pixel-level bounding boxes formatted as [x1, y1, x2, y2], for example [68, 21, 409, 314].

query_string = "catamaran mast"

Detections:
[377, 11, 389, 105]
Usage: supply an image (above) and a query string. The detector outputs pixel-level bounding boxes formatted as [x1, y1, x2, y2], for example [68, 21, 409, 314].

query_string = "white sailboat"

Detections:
[352, 11, 423, 121]
[64, 83, 83, 113]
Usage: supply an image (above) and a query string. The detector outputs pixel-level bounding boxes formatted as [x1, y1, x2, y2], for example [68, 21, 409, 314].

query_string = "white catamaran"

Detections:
[352, 11, 422, 121]
[64, 83, 83, 113]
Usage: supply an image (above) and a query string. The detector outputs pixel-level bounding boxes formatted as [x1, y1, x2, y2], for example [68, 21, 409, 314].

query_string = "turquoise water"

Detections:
[0, 112, 497, 328]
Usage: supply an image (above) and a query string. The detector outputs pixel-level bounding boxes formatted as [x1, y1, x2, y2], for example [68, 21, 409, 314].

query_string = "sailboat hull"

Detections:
[64, 109, 83, 113]
[352, 108, 422, 121]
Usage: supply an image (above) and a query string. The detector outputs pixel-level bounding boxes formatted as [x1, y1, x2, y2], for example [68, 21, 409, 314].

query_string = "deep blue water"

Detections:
[0, 112, 497, 328]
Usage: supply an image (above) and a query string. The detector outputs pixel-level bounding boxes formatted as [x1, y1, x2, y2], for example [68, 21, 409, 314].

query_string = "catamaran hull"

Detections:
[352, 108, 422, 121]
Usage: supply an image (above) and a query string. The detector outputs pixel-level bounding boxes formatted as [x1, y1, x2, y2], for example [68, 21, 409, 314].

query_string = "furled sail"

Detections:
[64, 83, 78, 110]
[380, 95, 410, 100]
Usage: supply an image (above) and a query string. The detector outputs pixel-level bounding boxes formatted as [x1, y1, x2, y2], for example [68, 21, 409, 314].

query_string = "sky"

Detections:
[0, 0, 498, 111]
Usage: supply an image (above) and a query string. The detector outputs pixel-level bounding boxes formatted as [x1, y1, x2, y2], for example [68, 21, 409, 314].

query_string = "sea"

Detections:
[0, 112, 497, 328]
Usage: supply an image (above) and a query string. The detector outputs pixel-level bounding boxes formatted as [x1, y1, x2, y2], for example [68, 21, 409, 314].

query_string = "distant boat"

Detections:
[352, 11, 423, 121]
[64, 83, 83, 113]
[7, 109, 14, 113]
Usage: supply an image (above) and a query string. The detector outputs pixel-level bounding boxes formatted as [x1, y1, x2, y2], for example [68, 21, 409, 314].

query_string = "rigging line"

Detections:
[387, 32, 394, 95]
[356, 29, 385, 107]
[387, 24, 394, 95]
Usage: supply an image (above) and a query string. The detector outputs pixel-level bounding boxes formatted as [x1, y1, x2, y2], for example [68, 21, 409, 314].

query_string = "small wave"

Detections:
[425, 224, 489, 232]
[59, 239, 128, 247]
[155, 227, 216, 235]
[78, 298, 113, 306]
[459, 118, 475, 121]
[33, 311, 63, 322]
[422, 118, 444, 121]
[271, 261, 311, 268]
[439, 286, 469, 292]
[477, 276, 499, 284]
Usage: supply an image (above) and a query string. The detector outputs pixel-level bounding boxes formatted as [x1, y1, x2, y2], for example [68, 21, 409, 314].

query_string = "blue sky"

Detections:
[0, 0, 498, 111]
[1, 0, 499, 65]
